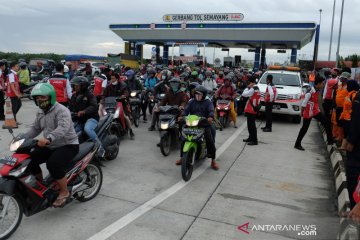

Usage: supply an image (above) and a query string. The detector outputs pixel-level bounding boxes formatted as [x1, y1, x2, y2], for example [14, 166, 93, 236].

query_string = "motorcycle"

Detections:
[180, 115, 208, 181]
[216, 98, 231, 129]
[129, 91, 142, 127]
[104, 96, 129, 139]
[158, 105, 181, 156]
[72, 112, 120, 161]
[0, 128, 103, 239]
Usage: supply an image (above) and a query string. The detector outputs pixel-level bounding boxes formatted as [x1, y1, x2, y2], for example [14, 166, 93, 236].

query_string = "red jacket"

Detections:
[216, 85, 236, 100]
[303, 90, 320, 119]
[244, 86, 261, 115]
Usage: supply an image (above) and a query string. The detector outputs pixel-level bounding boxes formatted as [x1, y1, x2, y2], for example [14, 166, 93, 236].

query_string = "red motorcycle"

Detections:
[104, 96, 129, 138]
[216, 96, 231, 128]
[0, 129, 103, 239]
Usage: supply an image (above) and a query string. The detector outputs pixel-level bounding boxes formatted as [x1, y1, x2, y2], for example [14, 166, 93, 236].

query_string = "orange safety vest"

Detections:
[309, 73, 315, 82]
[335, 84, 348, 107]
[340, 91, 357, 121]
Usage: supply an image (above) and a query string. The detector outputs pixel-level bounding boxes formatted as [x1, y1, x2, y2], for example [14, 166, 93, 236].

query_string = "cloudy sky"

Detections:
[0, 0, 359, 64]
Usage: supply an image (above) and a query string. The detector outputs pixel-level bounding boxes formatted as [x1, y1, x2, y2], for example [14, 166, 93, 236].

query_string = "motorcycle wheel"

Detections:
[219, 116, 226, 129]
[74, 162, 103, 202]
[104, 135, 120, 161]
[132, 110, 139, 128]
[109, 124, 121, 145]
[160, 133, 171, 156]
[0, 193, 23, 240]
[181, 149, 195, 182]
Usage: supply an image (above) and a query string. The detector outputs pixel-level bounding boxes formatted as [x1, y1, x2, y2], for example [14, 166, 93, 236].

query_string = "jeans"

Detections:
[75, 118, 98, 141]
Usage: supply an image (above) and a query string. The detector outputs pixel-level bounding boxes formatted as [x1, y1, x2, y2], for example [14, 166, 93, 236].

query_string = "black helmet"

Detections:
[71, 76, 89, 89]
[180, 72, 189, 80]
[19, 62, 27, 68]
[194, 85, 207, 98]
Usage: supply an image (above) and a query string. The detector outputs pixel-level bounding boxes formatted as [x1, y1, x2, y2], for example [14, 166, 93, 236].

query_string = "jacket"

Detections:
[216, 85, 236, 100]
[183, 99, 214, 119]
[24, 102, 79, 149]
[160, 90, 187, 107]
[69, 90, 99, 123]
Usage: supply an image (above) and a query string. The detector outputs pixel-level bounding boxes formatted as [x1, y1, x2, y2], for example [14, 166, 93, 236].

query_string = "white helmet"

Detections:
[64, 65, 69, 73]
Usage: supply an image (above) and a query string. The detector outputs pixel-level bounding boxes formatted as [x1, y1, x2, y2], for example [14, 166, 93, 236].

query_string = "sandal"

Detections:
[53, 193, 71, 208]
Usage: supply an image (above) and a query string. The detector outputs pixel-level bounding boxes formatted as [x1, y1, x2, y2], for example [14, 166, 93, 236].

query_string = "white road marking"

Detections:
[87, 122, 247, 240]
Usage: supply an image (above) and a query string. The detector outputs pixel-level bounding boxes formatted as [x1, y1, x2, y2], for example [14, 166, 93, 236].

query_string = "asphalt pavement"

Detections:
[0, 100, 339, 240]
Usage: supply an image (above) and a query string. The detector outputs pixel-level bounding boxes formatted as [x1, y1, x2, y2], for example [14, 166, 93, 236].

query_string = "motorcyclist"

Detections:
[81, 62, 93, 79]
[188, 82, 200, 99]
[177, 85, 219, 170]
[215, 76, 237, 128]
[142, 68, 159, 121]
[202, 70, 217, 92]
[125, 69, 143, 92]
[114, 63, 122, 75]
[148, 78, 185, 131]
[190, 71, 201, 84]
[69, 76, 106, 155]
[216, 71, 225, 85]
[103, 73, 135, 139]
[36, 61, 44, 75]
[25, 83, 79, 208]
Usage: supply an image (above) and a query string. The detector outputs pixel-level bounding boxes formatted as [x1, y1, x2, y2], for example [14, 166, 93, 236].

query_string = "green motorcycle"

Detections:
[181, 115, 207, 181]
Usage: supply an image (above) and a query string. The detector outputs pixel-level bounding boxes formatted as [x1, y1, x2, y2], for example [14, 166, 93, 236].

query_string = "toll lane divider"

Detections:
[318, 123, 359, 240]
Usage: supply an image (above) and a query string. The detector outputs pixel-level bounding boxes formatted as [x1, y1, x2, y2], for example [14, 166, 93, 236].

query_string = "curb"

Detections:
[318, 123, 358, 240]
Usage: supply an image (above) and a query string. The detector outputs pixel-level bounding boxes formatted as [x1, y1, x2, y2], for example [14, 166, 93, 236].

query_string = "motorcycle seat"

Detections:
[68, 142, 95, 168]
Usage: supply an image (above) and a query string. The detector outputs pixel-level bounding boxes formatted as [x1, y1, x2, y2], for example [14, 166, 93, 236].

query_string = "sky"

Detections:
[0, 0, 359, 64]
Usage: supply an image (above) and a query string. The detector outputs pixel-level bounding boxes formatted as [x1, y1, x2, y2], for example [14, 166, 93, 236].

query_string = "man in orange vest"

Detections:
[242, 77, 261, 145]
[6, 62, 22, 123]
[308, 70, 316, 87]
[48, 63, 72, 106]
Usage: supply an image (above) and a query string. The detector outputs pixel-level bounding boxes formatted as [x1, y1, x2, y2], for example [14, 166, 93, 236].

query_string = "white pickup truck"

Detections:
[257, 67, 306, 123]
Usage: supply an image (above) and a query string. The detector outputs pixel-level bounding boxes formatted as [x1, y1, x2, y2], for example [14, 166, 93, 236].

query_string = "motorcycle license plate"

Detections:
[0, 156, 18, 166]
[182, 128, 203, 135]
[273, 104, 281, 110]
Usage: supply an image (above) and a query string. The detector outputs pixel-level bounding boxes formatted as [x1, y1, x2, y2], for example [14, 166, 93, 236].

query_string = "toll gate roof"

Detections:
[109, 22, 317, 50]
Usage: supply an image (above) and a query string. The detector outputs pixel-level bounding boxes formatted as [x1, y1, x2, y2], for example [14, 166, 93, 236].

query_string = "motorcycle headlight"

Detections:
[224, 107, 229, 110]
[217, 107, 221, 110]
[130, 92, 136, 97]
[114, 108, 120, 118]
[160, 122, 169, 130]
[186, 119, 199, 127]
[10, 139, 25, 152]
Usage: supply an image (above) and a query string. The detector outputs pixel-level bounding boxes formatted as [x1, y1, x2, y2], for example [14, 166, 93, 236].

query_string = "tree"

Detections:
[345, 54, 360, 68]
[0, 52, 65, 63]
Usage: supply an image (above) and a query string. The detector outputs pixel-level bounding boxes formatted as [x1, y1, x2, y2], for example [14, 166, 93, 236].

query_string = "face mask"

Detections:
[162, 75, 167, 80]
[206, 77, 211, 81]
[36, 99, 51, 110]
[112, 81, 118, 85]
[195, 94, 203, 101]
[180, 87, 186, 92]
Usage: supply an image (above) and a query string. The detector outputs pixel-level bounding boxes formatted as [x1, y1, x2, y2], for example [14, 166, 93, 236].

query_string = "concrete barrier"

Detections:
[317, 122, 357, 239]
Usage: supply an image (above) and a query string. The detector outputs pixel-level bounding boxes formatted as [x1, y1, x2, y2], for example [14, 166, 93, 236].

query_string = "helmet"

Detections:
[191, 71, 198, 77]
[18, 58, 26, 63]
[218, 71, 224, 76]
[19, 62, 27, 68]
[189, 82, 200, 91]
[71, 76, 89, 88]
[125, 69, 135, 78]
[161, 70, 172, 80]
[169, 78, 181, 92]
[205, 70, 212, 76]
[180, 72, 189, 79]
[64, 65, 69, 73]
[115, 63, 121, 68]
[31, 83, 57, 105]
[224, 75, 232, 85]
[147, 68, 156, 75]
[194, 85, 208, 100]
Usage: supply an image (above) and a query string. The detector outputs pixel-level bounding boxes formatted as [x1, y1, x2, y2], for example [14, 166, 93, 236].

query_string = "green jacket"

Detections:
[18, 69, 30, 85]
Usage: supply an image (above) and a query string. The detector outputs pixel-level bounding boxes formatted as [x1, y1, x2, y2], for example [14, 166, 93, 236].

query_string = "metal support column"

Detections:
[254, 47, 261, 71]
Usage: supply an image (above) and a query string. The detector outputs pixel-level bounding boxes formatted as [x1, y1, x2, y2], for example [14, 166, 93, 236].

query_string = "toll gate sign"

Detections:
[163, 13, 244, 22]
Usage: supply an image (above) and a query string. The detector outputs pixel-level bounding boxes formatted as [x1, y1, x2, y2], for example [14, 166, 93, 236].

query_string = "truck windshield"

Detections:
[260, 73, 300, 87]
